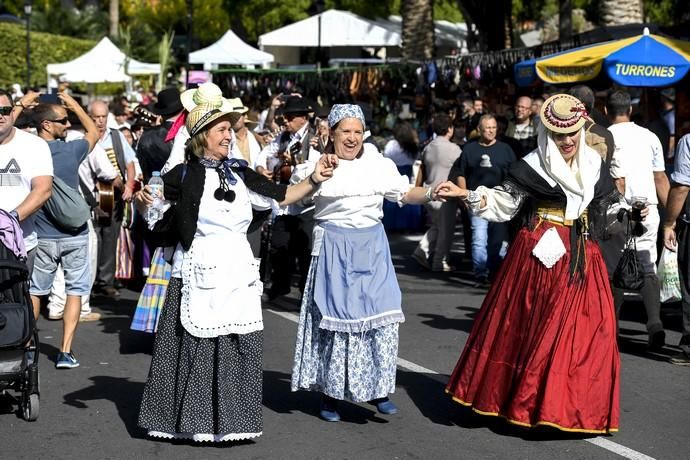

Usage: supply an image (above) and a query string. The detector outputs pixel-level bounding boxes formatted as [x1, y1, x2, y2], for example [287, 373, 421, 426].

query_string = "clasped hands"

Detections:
[434, 181, 468, 201]
[310, 154, 338, 184]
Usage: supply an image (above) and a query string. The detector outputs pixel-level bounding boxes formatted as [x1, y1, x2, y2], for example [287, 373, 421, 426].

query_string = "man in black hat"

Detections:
[135, 87, 184, 184]
[256, 95, 318, 301]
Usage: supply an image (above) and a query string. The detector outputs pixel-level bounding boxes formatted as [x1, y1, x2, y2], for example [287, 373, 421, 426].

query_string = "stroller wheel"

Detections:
[21, 393, 39, 421]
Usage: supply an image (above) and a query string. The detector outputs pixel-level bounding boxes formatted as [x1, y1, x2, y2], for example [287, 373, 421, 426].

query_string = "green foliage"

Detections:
[30, 5, 109, 40]
[0, 22, 95, 88]
[121, 0, 230, 45]
[434, 1, 463, 22]
[223, 0, 312, 43]
[644, 0, 686, 26]
[157, 30, 175, 91]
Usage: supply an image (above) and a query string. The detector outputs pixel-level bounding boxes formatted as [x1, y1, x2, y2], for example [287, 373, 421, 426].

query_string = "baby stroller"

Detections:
[0, 232, 39, 421]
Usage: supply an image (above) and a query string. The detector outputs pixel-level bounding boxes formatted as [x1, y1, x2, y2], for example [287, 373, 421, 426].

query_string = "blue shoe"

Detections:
[370, 397, 398, 415]
[56, 351, 80, 369]
[319, 396, 340, 422]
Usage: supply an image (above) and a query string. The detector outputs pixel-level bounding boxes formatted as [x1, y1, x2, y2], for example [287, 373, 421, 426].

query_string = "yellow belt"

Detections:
[536, 207, 588, 227]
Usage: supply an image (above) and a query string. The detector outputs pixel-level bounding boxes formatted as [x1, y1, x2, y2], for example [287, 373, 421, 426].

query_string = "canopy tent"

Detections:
[190, 29, 274, 69]
[259, 10, 467, 66]
[259, 10, 400, 48]
[46, 37, 160, 84]
[514, 28, 690, 87]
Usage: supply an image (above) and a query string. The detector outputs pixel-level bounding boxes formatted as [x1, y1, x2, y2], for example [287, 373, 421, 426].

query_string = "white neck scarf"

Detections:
[535, 124, 601, 219]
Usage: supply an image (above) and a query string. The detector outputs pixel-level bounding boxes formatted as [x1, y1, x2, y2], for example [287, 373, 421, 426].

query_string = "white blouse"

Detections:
[294, 143, 412, 228]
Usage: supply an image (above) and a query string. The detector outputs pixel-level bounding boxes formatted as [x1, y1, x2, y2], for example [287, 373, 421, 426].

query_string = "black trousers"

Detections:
[95, 201, 123, 289]
[269, 211, 314, 294]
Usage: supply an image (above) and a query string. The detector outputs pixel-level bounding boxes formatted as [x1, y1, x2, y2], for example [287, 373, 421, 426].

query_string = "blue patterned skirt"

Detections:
[291, 256, 399, 402]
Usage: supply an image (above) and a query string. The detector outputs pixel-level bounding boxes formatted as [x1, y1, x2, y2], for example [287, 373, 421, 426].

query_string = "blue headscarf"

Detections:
[328, 104, 366, 130]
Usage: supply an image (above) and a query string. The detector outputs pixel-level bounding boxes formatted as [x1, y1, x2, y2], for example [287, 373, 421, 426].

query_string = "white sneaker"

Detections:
[48, 310, 64, 320]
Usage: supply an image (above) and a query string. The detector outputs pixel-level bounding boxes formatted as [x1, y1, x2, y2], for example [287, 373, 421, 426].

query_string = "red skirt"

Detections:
[446, 222, 620, 433]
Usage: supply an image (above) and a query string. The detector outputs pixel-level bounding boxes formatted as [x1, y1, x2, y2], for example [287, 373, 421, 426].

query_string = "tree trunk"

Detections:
[600, 0, 643, 26]
[109, 0, 119, 39]
[401, 0, 435, 61]
[559, 0, 572, 41]
[457, 0, 508, 51]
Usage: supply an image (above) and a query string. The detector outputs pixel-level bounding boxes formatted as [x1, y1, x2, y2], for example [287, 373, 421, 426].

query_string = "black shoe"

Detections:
[99, 286, 120, 298]
[267, 287, 290, 301]
[473, 277, 489, 288]
[648, 330, 665, 351]
[669, 351, 690, 366]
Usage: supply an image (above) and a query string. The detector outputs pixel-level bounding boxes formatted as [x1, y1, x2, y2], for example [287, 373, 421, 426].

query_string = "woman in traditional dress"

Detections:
[135, 103, 336, 442]
[436, 94, 636, 434]
[291, 104, 435, 422]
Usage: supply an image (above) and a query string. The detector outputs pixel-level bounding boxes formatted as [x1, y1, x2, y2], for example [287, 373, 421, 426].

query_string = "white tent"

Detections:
[258, 9, 467, 66]
[190, 30, 274, 69]
[259, 10, 401, 48]
[46, 37, 160, 84]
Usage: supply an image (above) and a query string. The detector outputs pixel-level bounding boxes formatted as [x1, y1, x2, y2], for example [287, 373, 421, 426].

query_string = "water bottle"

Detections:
[146, 171, 164, 224]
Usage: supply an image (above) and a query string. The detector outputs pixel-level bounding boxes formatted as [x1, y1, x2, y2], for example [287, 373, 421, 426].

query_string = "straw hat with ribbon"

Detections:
[539, 94, 590, 133]
[186, 103, 236, 138]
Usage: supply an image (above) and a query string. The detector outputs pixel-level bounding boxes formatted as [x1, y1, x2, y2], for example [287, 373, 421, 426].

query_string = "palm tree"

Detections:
[401, 0, 435, 61]
[600, 0, 643, 26]
[109, 0, 119, 38]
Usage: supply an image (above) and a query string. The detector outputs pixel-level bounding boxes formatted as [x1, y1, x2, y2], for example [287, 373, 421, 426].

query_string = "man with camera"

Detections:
[255, 96, 317, 301]
[601, 89, 670, 351]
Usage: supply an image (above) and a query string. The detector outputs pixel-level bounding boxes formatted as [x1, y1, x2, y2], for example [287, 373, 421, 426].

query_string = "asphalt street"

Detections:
[1, 232, 688, 459]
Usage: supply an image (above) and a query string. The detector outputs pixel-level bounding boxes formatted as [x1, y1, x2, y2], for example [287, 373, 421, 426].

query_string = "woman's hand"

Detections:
[136, 185, 156, 207]
[434, 181, 468, 201]
[312, 154, 338, 183]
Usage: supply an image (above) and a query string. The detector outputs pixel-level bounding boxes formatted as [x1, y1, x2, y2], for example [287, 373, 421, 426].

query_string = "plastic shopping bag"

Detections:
[658, 247, 682, 303]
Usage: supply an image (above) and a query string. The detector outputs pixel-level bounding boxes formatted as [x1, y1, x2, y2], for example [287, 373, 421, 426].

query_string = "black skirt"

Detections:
[138, 277, 263, 442]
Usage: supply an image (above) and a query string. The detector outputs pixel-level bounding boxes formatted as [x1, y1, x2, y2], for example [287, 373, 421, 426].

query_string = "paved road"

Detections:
[1, 233, 688, 459]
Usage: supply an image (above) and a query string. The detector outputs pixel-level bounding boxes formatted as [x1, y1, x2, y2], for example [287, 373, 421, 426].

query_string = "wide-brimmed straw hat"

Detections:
[180, 82, 232, 112]
[227, 97, 249, 114]
[539, 94, 589, 134]
[186, 103, 236, 138]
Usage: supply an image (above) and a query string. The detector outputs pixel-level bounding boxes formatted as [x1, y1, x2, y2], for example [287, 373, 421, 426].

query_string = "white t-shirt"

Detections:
[608, 122, 665, 205]
[0, 128, 53, 250]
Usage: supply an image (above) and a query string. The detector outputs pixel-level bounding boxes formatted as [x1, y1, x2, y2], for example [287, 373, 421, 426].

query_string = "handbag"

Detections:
[612, 217, 643, 290]
[43, 176, 92, 232]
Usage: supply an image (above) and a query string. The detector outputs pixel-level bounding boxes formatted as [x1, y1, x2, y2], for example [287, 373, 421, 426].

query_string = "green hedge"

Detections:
[0, 22, 95, 89]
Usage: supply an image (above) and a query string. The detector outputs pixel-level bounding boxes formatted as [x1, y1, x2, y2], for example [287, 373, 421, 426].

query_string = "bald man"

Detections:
[506, 96, 538, 156]
[89, 100, 137, 298]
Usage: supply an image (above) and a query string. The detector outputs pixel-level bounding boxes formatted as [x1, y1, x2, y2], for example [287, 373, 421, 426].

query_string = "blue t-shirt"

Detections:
[35, 139, 89, 238]
[448, 140, 516, 191]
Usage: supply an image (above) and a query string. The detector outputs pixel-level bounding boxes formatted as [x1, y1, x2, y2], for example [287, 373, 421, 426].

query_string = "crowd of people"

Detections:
[0, 77, 688, 442]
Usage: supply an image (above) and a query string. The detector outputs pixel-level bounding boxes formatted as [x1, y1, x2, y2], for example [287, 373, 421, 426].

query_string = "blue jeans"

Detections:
[469, 214, 508, 279]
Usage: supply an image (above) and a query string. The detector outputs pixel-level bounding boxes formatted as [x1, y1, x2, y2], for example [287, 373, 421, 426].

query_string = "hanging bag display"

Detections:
[612, 217, 644, 290]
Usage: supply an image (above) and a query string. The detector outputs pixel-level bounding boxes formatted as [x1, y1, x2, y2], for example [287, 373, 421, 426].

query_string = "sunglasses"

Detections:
[47, 117, 69, 125]
[0, 106, 13, 116]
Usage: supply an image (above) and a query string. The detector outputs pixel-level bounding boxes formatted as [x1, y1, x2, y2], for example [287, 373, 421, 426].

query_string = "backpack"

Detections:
[43, 176, 92, 232]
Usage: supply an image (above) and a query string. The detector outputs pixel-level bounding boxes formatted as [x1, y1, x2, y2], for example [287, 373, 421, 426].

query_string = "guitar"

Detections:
[95, 181, 115, 225]
[273, 141, 304, 185]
